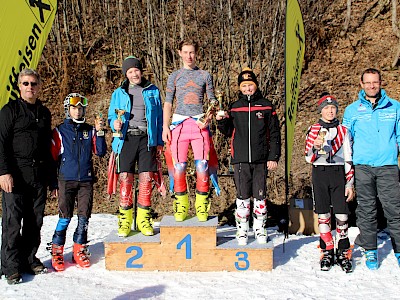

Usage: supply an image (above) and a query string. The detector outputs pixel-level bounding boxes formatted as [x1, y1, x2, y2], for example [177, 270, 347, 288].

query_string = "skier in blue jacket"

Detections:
[343, 68, 400, 270]
[108, 56, 163, 238]
[49, 93, 107, 271]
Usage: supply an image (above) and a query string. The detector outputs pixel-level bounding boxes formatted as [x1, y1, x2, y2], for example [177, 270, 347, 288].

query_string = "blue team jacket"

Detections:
[342, 89, 400, 167]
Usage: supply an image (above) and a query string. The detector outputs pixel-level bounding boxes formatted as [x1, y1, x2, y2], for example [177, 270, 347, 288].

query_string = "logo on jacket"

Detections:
[256, 111, 264, 119]
[83, 130, 89, 139]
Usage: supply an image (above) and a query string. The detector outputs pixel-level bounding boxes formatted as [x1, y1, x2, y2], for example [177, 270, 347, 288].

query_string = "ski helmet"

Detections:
[64, 93, 88, 120]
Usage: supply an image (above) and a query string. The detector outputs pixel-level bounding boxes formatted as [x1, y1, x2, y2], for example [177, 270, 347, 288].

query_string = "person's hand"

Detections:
[0, 174, 13, 193]
[113, 119, 122, 131]
[313, 136, 323, 150]
[216, 111, 228, 120]
[162, 128, 171, 144]
[157, 145, 164, 156]
[51, 189, 59, 198]
[267, 161, 278, 171]
[95, 116, 104, 132]
[345, 187, 354, 202]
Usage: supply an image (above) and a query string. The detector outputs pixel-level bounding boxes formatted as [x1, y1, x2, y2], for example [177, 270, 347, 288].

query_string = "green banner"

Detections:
[285, 0, 305, 178]
[0, 0, 57, 108]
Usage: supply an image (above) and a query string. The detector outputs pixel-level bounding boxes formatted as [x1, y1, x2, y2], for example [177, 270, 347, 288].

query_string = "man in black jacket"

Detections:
[0, 69, 53, 284]
[217, 67, 281, 245]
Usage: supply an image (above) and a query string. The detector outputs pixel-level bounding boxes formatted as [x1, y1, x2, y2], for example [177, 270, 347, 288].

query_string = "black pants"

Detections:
[233, 162, 267, 200]
[354, 165, 400, 252]
[1, 166, 46, 276]
[58, 180, 93, 218]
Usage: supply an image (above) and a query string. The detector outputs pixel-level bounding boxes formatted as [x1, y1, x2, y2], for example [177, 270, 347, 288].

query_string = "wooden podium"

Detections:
[104, 216, 274, 272]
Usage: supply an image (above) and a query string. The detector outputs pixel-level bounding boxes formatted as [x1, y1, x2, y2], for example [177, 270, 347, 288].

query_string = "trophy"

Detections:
[317, 128, 329, 155]
[96, 112, 105, 137]
[198, 99, 219, 126]
[215, 89, 226, 118]
[113, 109, 126, 138]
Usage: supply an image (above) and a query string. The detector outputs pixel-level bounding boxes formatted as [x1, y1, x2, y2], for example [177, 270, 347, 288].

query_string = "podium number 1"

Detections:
[177, 234, 192, 259]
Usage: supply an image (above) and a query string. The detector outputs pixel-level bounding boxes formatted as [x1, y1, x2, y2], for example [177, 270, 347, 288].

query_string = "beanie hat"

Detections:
[317, 93, 338, 113]
[238, 67, 258, 88]
[122, 56, 143, 76]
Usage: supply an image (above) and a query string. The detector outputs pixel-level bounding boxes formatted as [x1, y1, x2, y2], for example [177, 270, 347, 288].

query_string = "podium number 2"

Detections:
[235, 251, 250, 270]
[126, 246, 143, 268]
[177, 234, 192, 259]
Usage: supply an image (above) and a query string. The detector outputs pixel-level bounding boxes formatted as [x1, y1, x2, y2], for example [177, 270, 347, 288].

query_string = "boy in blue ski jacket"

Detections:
[108, 56, 163, 238]
[49, 93, 107, 271]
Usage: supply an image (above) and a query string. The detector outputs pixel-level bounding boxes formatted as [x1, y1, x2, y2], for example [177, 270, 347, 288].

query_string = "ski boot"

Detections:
[395, 253, 400, 267]
[173, 193, 189, 222]
[195, 192, 210, 222]
[51, 244, 65, 272]
[72, 243, 91, 268]
[336, 248, 353, 273]
[364, 249, 379, 270]
[320, 249, 334, 271]
[253, 213, 267, 244]
[118, 207, 133, 237]
[137, 206, 154, 236]
[235, 214, 249, 246]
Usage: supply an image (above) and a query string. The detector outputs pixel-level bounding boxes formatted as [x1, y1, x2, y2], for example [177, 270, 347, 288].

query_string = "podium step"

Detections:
[104, 215, 273, 271]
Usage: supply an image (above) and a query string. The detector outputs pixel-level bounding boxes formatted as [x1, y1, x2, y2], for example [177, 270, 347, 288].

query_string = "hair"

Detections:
[178, 39, 199, 52]
[18, 68, 41, 85]
[361, 68, 381, 82]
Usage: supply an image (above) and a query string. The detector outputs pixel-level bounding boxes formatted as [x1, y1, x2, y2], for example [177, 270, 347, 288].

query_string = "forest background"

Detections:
[2, 0, 400, 227]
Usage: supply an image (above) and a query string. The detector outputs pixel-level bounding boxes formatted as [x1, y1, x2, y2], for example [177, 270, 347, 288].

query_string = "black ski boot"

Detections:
[336, 248, 353, 273]
[320, 249, 334, 271]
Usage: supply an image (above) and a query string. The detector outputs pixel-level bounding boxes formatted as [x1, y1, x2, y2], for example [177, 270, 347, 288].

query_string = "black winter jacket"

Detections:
[217, 90, 281, 164]
[0, 98, 52, 176]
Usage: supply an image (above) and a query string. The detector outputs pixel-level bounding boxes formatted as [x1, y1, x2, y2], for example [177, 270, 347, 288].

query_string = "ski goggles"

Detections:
[68, 96, 88, 107]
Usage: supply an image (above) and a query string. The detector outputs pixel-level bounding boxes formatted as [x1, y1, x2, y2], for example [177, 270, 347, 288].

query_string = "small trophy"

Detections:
[96, 113, 105, 137]
[113, 109, 126, 138]
[318, 128, 329, 155]
[198, 99, 219, 126]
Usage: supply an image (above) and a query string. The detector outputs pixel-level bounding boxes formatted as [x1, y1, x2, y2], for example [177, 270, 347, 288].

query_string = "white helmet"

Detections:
[64, 93, 88, 122]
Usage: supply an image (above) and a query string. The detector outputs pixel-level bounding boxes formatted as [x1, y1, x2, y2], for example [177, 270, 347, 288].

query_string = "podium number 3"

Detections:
[235, 252, 250, 270]
[177, 234, 192, 259]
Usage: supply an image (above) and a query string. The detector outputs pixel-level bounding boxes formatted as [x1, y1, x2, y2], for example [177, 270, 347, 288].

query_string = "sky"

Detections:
[1, 214, 400, 300]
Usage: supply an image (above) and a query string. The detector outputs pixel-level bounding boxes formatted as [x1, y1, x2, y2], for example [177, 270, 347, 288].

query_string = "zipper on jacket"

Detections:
[248, 95, 252, 163]
[75, 125, 81, 181]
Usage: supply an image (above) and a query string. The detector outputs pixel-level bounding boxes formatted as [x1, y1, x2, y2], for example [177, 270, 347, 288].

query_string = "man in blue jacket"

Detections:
[343, 68, 400, 270]
[108, 56, 163, 238]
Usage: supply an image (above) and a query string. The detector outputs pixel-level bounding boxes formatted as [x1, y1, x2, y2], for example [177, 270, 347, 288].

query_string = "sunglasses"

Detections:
[69, 96, 88, 107]
[21, 81, 38, 87]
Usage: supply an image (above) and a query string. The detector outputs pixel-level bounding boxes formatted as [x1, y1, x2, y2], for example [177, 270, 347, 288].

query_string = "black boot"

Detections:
[336, 248, 353, 273]
[320, 249, 334, 271]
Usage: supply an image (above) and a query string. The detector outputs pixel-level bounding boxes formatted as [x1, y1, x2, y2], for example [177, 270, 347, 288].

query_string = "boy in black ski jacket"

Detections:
[217, 68, 281, 245]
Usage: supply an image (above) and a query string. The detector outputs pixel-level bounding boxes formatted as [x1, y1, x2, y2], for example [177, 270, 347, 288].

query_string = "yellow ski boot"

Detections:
[173, 193, 189, 222]
[136, 206, 154, 236]
[118, 207, 133, 237]
[195, 193, 210, 222]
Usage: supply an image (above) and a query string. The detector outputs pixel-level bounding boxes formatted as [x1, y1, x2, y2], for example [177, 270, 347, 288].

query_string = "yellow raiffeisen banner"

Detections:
[285, 0, 305, 178]
[0, 0, 57, 108]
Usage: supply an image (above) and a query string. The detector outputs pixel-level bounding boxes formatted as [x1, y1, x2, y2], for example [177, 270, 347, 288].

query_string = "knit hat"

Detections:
[122, 56, 143, 76]
[238, 67, 258, 88]
[317, 93, 338, 113]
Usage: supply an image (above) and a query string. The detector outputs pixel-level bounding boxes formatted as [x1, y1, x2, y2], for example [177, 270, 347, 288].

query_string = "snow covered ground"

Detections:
[1, 214, 399, 300]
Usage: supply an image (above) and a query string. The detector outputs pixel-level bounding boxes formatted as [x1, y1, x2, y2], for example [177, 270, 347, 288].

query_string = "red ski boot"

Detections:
[51, 244, 65, 272]
[72, 243, 91, 268]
